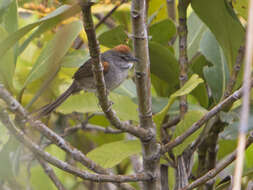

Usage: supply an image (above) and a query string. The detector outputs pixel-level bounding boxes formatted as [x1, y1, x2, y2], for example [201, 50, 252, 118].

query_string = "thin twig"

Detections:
[0, 108, 151, 183]
[131, 0, 161, 189]
[181, 132, 253, 190]
[79, 1, 151, 141]
[0, 84, 134, 190]
[161, 86, 245, 154]
[36, 156, 66, 190]
[162, 115, 180, 129]
[233, 0, 253, 189]
[63, 123, 123, 136]
[95, 0, 127, 29]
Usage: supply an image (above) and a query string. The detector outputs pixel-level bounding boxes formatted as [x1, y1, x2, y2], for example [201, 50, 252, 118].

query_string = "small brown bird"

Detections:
[35, 44, 137, 117]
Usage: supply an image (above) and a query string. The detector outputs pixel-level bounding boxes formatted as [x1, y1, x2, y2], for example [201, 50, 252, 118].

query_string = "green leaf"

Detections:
[172, 110, 206, 156]
[174, 12, 207, 60]
[233, 0, 248, 20]
[58, 90, 138, 121]
[191, 0, 245, 70]
[87, 140, 141, 168]
[98, 25, 128, 48]
[0, 4, 80, 58]
[61, 49, 89, 68]
[0, 0, 12, 20]
[0, 27, 15, 90]
[23, 20, 82, 87]
[217, 139, 237, 160]
[200, 30, 229, 102]
[113, 79, 137, 98]
[149, 41, 179, 96]
[57, 92, 99, 114]
[187, 12, 207, 59]
[149, 19, 176, 46]
[153, 74, 204, 130]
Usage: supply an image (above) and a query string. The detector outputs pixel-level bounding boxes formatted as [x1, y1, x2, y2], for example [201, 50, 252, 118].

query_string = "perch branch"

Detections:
[79, 1, 151, 141]
[131, 0, 161, 189]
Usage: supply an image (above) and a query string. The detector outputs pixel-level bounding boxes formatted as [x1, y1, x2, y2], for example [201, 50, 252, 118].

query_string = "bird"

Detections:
[34, 44, 138, 117]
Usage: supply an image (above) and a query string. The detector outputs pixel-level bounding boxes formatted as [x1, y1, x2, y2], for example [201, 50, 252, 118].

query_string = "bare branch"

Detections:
[95, 0, 127, 29]
[131, 0, 161, 189]
[181, 132, 253, 190]
[78, 1, 151, 141]
[0, 107, 152, 183]
[161, 87, 245, 154]
[0, 84, 134, 190]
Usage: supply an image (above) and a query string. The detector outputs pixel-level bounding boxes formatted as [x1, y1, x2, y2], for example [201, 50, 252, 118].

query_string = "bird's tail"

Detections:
[34, 82, 80, 118]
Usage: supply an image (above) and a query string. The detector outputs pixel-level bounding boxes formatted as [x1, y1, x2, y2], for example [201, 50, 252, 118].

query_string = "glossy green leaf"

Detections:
[23, 21, 82, 87]
[200, 30, 229, 102]
[0, 4, 80, 58]
[233, 0, 248, 20]
[98, 25, 128, 48]
[149, 41, 179, 95]
[153, 74, 204, 128]
[87, 140, 141, 168]
[187, 12, 207, 59]
[149, 19, 176, 46]
[191, 0, 245, 70]
[173, 110, 206, 156]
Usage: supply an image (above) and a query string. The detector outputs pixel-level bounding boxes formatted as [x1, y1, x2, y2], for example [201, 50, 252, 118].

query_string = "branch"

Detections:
[131, 0, 160, 189]
[95, 0, 127, 29]
[224, 45, 245, 99]
[0, 84, 133, 190]
[36, 156, 66, 190]
[181, 132, 253, 190]
[0, 107, 152, 183]
[63, 123, 123, 136]
[161, 87, 245, 154]
[233, 0, 253, 189]
[78, 1, 151, 141]
[178, 0, 190, 117]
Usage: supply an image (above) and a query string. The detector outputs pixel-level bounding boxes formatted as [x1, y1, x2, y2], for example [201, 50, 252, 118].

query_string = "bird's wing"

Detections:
[73, 57, 109, 80]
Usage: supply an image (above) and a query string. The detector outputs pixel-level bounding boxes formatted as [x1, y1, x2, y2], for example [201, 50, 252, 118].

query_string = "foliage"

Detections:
[0, 0, 252, 190]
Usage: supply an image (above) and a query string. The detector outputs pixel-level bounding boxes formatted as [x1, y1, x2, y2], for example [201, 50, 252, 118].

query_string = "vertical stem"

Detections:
[131, 0, 160, 189]
[178, 0, 190, 117]
[233, 0, 253, 189]
[166, 0, 176, 22]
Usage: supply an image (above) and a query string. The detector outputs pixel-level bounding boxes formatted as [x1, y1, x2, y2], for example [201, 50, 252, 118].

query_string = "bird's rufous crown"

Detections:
[113, 44, 131, 53]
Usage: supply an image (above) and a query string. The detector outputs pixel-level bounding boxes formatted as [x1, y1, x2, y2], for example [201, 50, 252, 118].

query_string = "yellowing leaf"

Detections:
[153, 74, 204, 128]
